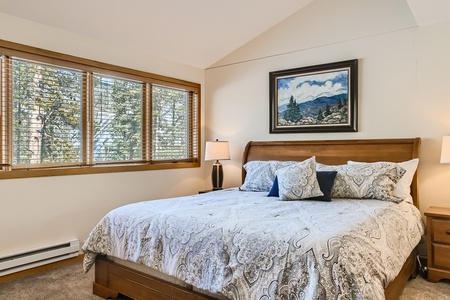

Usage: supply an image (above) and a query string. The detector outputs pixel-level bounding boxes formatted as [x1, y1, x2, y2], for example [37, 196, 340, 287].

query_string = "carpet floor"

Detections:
[0, 261, 450, 299]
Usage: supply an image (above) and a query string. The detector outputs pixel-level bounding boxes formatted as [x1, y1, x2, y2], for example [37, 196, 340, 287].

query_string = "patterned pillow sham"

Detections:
[316, 162, 406, 203]
[348, 158, 419, 203]
[240, 160, 297, 191]
[276, 157, 324, 201]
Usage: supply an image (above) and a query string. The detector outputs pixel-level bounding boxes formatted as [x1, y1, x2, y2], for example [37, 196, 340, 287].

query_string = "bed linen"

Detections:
[82, 188, 424, 300]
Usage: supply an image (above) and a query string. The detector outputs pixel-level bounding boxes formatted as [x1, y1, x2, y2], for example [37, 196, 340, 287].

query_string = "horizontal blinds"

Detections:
[190, 92, 199, 160]
[10, 57, 83, 167]
[152, 85, 197, 160]
[93, 74, 143, 163]
[0, 55, 11, 170]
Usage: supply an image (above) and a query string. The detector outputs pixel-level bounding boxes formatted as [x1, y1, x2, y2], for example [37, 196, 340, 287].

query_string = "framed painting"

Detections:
[269, 59, 358, 133]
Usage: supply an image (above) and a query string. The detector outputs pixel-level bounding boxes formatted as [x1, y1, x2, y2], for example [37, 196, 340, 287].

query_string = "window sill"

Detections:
[0, 161, 200, 179]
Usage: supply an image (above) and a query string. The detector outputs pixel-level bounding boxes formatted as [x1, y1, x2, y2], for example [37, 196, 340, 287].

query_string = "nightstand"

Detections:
[425, 206, 450, 282]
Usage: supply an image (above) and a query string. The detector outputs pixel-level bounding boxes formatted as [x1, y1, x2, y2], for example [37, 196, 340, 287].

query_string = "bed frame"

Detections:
[93, 138, 421, 300]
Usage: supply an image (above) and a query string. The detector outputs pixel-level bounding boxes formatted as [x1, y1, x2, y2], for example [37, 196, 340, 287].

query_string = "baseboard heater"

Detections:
[0, 240, 80, 276]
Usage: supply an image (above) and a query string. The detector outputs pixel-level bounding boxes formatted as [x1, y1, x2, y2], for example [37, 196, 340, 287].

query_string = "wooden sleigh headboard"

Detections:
[242, 138, 421, 207]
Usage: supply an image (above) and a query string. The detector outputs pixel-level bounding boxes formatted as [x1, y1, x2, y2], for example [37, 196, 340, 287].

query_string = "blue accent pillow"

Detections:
[267, 176, 279, 197]
[268, 171, 337, 201]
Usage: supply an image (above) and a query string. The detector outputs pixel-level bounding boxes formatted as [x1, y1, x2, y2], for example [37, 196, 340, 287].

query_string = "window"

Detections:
[152, 85, 196, 160]
[11, 58, 83, 166]
[93, 74, 143, 163]
[0, 40, 200, 179]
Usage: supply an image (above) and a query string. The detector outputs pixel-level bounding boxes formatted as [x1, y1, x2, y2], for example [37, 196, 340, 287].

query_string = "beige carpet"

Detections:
[0, 261, 450, 299]
[0, 261, 107, 300]
[400, 275, 450, 300]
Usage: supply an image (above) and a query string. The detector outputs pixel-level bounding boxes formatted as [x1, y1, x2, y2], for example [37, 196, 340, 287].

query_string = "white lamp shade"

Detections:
[205, 140, 230, 161]
[441, 136, 450, 163]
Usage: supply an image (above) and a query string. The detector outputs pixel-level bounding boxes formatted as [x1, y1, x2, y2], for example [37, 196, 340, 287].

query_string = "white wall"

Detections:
[205, 0, 450, 216]
[0, 13, 209, 257]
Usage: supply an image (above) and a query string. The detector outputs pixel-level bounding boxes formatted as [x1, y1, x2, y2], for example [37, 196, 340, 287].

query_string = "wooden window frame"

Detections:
[0, 39, 201, 179]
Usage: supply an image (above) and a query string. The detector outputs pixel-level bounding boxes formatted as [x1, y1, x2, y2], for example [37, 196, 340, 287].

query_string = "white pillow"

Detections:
[348, 158, 418, 203]
[276, 157, 323, 201]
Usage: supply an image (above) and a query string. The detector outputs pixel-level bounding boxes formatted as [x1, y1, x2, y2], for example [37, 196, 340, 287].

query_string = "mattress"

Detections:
[83, 188, 425, 300]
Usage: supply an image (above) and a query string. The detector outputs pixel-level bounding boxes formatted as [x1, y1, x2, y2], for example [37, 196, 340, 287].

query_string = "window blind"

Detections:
[93, 74, 143, 163]
[152, 85, 197, 160]
[11, 57, 83, 167]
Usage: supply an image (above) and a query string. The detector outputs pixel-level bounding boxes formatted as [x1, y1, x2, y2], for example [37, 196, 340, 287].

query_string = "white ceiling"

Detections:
[407, 0, 450, 26]
[0, 0, 449, 69]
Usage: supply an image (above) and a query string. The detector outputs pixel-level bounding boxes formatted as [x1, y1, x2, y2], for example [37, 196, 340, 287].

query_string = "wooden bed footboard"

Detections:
[94, 255, 215, 300]
[94, 250, 418, 300]
[384, 249, 418, 300]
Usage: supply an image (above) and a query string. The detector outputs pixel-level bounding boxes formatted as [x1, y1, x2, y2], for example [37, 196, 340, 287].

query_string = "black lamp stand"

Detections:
[211, 160, 224, 190]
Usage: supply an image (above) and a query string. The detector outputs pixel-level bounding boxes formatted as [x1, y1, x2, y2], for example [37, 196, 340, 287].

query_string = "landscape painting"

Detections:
[269, 59, 358, 133]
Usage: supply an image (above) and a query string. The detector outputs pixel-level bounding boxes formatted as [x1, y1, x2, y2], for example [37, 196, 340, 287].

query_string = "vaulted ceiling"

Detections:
[0, 0, 449, 69]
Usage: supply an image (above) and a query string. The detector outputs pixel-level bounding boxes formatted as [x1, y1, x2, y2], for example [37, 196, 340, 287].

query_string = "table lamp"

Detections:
[205, 139, 230, 190]
[441, 136, 450, 163]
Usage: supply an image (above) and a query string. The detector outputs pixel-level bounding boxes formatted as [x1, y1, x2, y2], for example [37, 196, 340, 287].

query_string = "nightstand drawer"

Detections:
[425, 206, 450, 282]
[433, 243, 450, 269]
[432, 219, 450, 244]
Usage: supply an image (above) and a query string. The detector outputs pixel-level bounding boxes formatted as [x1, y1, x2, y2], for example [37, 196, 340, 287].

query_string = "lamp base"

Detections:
[211, 161, 223, 190]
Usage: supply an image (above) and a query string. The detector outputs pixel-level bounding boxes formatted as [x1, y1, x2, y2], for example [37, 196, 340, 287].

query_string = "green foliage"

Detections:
[317, 108, 324, 121]
[11, 59, 191, 166]
[325, 104, 331, 116]
[93, 76, 142, 162]
[152, 86, 189, 160]
[283, 95, 302, 123]
[12, 60, 82, 164]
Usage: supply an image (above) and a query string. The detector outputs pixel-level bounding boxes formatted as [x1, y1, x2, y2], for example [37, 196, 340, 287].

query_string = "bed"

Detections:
[83, 138, 424, 300]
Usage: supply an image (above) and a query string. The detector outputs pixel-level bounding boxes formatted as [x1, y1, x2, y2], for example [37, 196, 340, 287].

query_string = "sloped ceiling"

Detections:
[407, 0, 450, 26]
[0, 0, 449, 69]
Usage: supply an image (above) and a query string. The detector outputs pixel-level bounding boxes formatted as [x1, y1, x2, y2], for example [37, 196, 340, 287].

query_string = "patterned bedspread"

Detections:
[82, 188, 425, 300]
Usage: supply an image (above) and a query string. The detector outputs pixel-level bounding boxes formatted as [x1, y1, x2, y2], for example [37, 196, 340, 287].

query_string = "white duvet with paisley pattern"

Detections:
[82, 188, 424, 300]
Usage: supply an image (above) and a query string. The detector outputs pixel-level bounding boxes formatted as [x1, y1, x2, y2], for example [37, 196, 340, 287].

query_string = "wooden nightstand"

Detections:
[425, 206, 450, 282]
